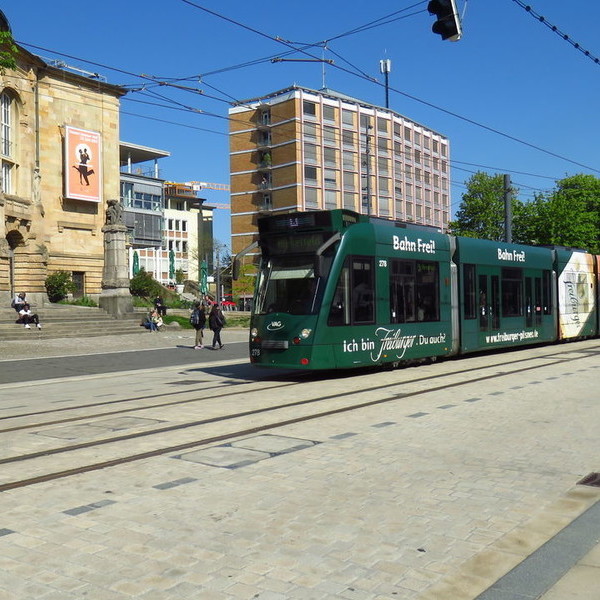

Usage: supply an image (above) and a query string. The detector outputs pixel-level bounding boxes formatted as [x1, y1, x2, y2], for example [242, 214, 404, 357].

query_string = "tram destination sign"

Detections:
[259, 211, 332, 234]
[265, 232, 328, 255]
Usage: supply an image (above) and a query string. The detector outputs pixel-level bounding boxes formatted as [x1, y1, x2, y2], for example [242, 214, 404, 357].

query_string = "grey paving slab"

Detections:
[88, 416, 165, 430]
[175, 445, 271, 468]
[231, 434, 317, 454]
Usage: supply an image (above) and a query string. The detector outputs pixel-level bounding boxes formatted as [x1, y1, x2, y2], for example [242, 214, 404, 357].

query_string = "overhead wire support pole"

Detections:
[504, 174, 513, 244]
[364, 125, 373, 215]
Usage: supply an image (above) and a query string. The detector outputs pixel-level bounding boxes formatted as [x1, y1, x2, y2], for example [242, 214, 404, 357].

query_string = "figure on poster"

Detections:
[73, 147, 95, 186]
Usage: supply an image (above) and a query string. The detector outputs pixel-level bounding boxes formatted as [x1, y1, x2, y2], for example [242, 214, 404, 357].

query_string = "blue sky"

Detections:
[5, 1, 600, 244]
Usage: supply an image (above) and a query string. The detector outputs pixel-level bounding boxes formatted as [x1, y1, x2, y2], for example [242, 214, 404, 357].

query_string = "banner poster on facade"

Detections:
[64, 126, 102, 202]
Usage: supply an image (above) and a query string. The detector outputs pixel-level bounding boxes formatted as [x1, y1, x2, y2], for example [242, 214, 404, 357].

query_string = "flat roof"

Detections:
[230, 85, 447, 138]
[119, 141, 170, 165]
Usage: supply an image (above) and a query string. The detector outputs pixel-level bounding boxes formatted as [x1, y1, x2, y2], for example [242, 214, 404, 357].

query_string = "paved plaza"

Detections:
[0, 336, 598, 599]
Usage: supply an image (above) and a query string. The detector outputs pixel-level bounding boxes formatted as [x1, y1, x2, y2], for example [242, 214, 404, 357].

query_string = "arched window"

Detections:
[0, 90, 16, 194]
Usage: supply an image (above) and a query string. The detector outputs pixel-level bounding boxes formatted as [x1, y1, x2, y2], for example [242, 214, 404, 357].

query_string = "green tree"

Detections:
[0, 31, 18, 73]
[449, 172, 523, 241]
[174, 268, 186, 285]
[522, 174, 600, 253]
[233, 263, 257, 301]
[213, 240, 232, 298]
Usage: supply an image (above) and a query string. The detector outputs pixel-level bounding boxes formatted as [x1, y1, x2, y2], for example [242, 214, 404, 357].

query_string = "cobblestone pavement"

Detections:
[0, 338, 598, 599]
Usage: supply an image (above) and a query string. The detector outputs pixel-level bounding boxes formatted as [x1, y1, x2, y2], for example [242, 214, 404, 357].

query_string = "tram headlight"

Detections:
[250, 327, 258, 338]
[299, 328, 312, 339]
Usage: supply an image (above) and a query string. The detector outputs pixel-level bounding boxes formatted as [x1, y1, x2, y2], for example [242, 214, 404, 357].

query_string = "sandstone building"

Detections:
[0, 22, 125, 306]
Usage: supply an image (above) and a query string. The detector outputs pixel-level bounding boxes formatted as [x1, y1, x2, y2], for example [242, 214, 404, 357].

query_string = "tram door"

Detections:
[525, 275, 543, 328]
[478, 272, 500, 333]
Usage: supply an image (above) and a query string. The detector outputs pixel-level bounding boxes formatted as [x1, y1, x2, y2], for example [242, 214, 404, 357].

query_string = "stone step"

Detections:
[1, 303, 149, 341]
[1, 327, 148, 341]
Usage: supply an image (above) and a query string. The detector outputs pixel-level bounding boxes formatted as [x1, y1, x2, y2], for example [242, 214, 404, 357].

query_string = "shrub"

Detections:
[59, 296, 98, 307]
[45, 271, 77, 303]
[168, 297, 194, 309]
[130, 269, 162, 297]
[132, 296, 152, 308]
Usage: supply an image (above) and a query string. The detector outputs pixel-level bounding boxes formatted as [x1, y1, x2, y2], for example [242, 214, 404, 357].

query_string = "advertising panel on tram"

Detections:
[554, 248, 598, 340]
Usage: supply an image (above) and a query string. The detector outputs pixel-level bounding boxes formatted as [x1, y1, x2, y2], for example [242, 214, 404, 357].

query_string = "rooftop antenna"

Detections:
[379, 58, 392, 108]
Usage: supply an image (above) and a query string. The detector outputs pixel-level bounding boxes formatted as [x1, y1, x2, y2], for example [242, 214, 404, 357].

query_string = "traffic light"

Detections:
[427, 0, 462, 41]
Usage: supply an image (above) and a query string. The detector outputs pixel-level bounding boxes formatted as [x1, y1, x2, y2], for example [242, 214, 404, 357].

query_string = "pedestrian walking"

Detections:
[208, 303, 226, 349]
[190, 302, 206, 349]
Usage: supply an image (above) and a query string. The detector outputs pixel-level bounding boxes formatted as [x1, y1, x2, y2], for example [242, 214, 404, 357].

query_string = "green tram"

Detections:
[236, 209, 598, 370]
[455, 236, 556, 354]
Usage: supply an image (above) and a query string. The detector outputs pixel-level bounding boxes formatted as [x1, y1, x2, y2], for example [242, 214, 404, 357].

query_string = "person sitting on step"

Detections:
[19, 303, 42, 329]
[12, 292, 27, 315]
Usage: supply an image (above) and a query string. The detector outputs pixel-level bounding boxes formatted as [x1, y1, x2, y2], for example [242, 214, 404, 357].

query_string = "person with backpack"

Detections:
[12, 292, 27, 314]
[190, 302, 206, 349]
[208, 302, 226, 349]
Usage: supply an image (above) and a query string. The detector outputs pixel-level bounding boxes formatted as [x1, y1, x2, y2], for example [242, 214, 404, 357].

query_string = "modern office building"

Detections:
[120, 142, 169, 254]
[119, 144, 215, 286]
[164, 182, 214, 282]
[229, 85, 451, 261]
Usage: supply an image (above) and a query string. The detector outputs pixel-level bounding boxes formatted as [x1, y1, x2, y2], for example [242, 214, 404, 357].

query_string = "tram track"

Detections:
[0, 343, 594, 435]
[0, 343, 597, 493]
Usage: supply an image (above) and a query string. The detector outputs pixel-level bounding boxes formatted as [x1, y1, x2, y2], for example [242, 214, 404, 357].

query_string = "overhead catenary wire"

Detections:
[511, 0, 600, 67]
[15, 4, 599, 184]
[123, 92, 566, 199]
[175, 1, 600, 176]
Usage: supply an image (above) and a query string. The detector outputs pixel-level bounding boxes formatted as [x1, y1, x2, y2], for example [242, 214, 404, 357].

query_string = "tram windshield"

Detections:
[255, 256, 320, 315]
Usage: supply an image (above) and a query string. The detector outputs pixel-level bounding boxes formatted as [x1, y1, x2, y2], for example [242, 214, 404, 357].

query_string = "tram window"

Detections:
[255, 257, 318, 315]
[390, 259, 439, 323]
[534, 277, 542, 325]
[525, 277, 533, 327]
[352, 259, 375, 324]
[328, 257, 375, 326]
[542, 270, 552, 315]
[390, 261, 416, 323]
[491, 275, 500, 329]
[328, 265, 351, 326]
[463, 264, 476, 319]
[501, 267, 523, 317]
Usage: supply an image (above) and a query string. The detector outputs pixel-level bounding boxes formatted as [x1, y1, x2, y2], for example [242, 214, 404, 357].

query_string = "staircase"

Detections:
[1, 303, 146, 341]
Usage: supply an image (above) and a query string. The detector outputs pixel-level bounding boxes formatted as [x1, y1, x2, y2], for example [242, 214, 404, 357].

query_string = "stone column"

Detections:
[98, 200, 133, 318]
